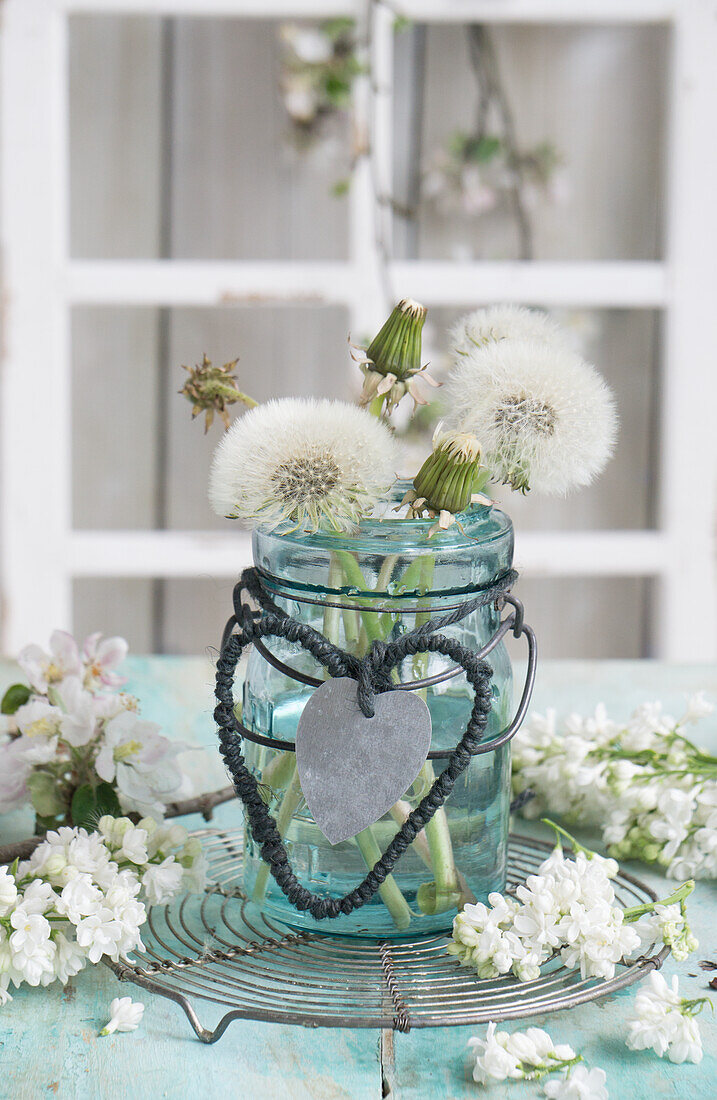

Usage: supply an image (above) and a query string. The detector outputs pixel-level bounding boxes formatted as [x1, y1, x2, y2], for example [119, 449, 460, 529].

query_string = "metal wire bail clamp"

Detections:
[214, 567, 537, 920]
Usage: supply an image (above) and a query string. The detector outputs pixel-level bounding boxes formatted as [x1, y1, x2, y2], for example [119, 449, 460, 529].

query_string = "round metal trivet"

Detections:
[106, 829, 668, 1044]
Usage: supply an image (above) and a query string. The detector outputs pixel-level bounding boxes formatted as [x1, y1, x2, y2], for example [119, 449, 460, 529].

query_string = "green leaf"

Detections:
[70, 783, 97, 829]
[27, 771, 66, 818]
[323, 72, 351, 106]
[467, 135, 502, 164]
[321, 17, 354, 42]
[331, 178, 350, 198]
[1, 683, 32, 714]
[95, 782, 121, 819]
[448, 130, 469, 159]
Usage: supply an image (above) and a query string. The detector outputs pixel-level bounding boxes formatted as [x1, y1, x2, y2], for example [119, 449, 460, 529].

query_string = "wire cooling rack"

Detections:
[105, 829, 668, 1043]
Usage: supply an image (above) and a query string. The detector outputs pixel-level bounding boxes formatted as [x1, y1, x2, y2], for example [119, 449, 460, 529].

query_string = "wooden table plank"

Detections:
[0, 961, 382, 1100]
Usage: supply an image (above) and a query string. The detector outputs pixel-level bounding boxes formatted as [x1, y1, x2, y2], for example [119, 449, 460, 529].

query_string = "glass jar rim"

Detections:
[253, 480, 512, 554]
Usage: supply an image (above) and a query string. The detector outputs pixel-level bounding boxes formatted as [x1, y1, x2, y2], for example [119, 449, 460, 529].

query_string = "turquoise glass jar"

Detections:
[241, 486, 515, 938]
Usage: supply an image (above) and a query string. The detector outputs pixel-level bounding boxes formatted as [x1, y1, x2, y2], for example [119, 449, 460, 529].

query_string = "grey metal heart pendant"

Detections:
[295, 677, 432, 846]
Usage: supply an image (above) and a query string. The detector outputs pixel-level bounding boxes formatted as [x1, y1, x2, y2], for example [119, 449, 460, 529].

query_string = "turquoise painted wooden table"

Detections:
[1, 659, 716, 1100]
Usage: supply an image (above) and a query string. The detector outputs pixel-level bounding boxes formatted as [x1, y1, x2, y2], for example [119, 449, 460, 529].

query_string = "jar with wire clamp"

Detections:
[224, 485, 536, 938]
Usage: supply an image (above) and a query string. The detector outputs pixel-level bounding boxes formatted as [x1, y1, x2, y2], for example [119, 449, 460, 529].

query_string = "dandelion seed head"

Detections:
[272, 452, 341, 506]
[450, 304, 570, 358]
[208, 397, 398, 531]
[445, 337, 617, 495]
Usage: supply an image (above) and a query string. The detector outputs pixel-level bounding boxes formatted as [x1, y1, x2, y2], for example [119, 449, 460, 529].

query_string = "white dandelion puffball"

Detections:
[445, 338, 617, 495]
[208, 398, 399, 531]
[450, 304, 570, 358]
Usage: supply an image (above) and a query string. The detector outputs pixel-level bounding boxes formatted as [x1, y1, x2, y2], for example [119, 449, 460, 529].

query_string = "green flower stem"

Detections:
[541, 818, 601, 859]
[392, 556, 428, 598]
[322, 553, 344, 648]
[354, 827, 412, 931]
[369, 393, 386, 418]
[284, 810, 482, 849]
[524, 1054, 584, 1082]
[260, 749, 297, 791]
[623, 879, 695, 923]
[680, 996, 713, 1017]
[415, 762, 462, 914]
[411, 554, 462, 915]
[376, 553, 399, 593]
[318, 551, 414, 931]
[342, 606, 360, 649]
[253, 764, 304, 904]
[332, 550, 387, 645]
[390, 801, 432, 867]
[253, 745, 414, 929]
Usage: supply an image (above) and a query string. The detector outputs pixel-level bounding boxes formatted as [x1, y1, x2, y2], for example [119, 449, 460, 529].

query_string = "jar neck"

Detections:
[251, 501, 514, 615]
[255, 561, 515, 610]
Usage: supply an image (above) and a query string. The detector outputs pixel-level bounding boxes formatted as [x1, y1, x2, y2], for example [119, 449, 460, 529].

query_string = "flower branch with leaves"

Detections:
[279, 19, 364, 145]
[422, 27, 567, 261]
[449, 820, 698, 983]
[512, 693, 717, 882]
[0, 631, 192, 830]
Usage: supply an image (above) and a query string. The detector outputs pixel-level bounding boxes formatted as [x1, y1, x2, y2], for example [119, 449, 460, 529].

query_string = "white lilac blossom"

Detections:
[631, 900, 699, 963]
[542, 1065, 609, 1100]
[100, 996, 145, 1036]
[208, 398, 398, 532]
[0, 630, 190, 824]
[448, 824, 693, 984]
[512, 695, 717, 882]
[141, 857, 184, 907]
[0, 868, 18, 915]
[444, 314, 617, 494]
[468, 1022, 589, 1088]
[625, 972, 709, 1064]
[0, 816, 203, 1004]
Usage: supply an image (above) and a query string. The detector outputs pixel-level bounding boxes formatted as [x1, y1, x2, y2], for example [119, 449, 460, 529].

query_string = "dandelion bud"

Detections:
[355, 299, 439, 415]
[366, 298, 426, 380]
[180, 354, 257, 433]
[411, 430, 488, 516]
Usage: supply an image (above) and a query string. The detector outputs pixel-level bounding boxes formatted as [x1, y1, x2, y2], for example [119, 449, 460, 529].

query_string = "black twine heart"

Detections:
[214, 567, 516, 921]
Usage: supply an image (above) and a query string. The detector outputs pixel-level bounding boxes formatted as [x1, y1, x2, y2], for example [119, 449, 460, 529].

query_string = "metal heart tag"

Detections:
[295, 677, 432, 846]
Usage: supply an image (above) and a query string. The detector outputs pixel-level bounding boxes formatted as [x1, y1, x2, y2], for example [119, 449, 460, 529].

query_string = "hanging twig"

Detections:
[467, 25, 533, 261]
[0, 785, 237, 866]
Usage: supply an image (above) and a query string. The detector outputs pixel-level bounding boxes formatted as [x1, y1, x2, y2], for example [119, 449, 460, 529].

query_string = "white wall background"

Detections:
[48, 17, 672, 656]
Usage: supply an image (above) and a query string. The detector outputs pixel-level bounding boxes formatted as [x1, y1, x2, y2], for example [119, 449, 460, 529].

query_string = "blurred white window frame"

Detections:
[1, 0, 716, 658]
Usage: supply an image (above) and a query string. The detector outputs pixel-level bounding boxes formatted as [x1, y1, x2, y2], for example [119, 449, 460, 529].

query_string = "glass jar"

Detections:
[240, 485, 515, 938]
